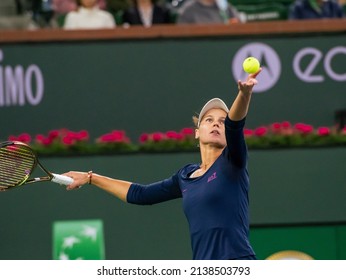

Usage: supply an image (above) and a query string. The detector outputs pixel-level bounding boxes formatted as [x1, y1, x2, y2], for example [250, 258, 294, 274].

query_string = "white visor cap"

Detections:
[198, 98, 229, 127]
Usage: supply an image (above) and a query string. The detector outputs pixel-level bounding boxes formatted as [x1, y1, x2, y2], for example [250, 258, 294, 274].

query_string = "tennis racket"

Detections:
[0, 141, 73, 191]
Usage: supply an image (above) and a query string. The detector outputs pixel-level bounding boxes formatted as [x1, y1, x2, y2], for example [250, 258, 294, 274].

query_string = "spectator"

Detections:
[53, 0, 107, 26]
[289, 0, 345, 19]
[52, 0, 106, 15]
[177, 0, 240, 24]
[63, 0, 116, 29]
[338, 0, 346, 13]
[0, 0, 38, 29]
[32, 0, 58, 27]
[122, 0, 172, 27]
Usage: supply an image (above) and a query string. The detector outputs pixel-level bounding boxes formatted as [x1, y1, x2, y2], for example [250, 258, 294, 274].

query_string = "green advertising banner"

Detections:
[0, 33, 345, 142]
[0, 149, 345, 260]
[53, 219, 105, 260]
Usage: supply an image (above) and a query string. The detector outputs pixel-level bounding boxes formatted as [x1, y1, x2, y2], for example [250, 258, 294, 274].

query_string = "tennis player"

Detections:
[64, 68, 262, 260]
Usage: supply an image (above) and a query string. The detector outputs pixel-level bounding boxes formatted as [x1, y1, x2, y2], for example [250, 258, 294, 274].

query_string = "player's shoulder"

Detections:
[176, 163, 199, 177]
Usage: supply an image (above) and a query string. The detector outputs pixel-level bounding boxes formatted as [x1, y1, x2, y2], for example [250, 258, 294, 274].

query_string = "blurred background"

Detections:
[0, 0, 345, 260]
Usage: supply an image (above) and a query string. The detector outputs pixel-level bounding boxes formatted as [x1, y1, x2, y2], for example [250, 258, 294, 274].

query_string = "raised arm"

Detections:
[228, 68, 262, 121]
[63, 171, 181, 205]
[63, 171, 131, 202]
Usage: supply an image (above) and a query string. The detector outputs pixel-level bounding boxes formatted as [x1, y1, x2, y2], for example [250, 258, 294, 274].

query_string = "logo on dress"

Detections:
[207, 172, 217, 183]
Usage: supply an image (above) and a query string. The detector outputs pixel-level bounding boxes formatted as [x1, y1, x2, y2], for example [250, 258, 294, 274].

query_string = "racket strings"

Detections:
[0, 145, 35, 187]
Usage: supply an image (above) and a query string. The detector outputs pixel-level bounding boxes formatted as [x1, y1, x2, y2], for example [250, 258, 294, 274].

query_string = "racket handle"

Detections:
[52, 173, 74, 185]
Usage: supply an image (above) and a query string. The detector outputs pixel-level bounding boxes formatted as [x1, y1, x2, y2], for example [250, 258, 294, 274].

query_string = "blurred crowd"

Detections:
[0, 0, 345, 30]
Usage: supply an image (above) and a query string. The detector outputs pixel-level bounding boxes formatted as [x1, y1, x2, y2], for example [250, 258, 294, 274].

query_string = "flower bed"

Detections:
[4, 121, 346, 156]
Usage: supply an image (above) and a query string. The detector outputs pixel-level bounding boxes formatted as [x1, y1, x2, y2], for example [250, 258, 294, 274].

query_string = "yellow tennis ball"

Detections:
[242, 57, 260, 74]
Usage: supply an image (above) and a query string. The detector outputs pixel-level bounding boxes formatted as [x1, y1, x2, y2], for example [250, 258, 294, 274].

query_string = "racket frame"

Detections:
[0, 141, 71, 190]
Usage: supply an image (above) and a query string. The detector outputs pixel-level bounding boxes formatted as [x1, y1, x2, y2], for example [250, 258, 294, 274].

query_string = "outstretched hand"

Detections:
[62, 171, 89, 190]
[237, 68, 262, 96]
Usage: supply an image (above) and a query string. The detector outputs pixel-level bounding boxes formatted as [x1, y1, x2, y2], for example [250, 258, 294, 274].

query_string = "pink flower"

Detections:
[65, 131, 77, 139]
[99, 133, 114, 143]
[342, 127, 346, 135]
[139, 133, 149, 143]
[152, 132, 165, 142]
[281, 121, 291, 129]
[243, 128, 253, 137]
[254, 126, 268, 137]
[36, 134, 45, 142]
[36, 134, 52, 146]
[166, 131, 184, 140]
[317, 127, 330, 136]
[166, 131, 178, 139]
[177, 134, 184, 140]
[270, 122, 282, 135]
[18, 133, 31, 143]
[294, 123, 314, 134]
[78, 130, 89, 141]
[8, 133, 31, 143]
[280, 121, 294, 135]
[62, 136, 75, 146]
[112, 130, 125, 141]
[48, 130, 60, 140]
[98, 130, 129, 143]
[99, 133, 115, 143]
[8, 135, 18, 141]
[181, 128, 194, 136]
[271, 122, 281, 130]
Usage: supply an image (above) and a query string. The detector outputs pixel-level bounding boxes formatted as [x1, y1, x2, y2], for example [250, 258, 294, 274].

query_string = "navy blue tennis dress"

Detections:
[127, 117, 255, 260]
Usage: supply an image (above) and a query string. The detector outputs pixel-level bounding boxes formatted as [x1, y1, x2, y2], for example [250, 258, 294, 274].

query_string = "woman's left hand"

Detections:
[238, 68, 262, 96]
